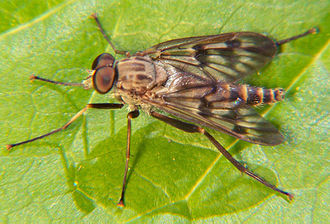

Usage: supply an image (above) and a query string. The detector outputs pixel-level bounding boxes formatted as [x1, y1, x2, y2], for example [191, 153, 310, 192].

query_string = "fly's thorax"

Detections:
[115, 56, 167, 94]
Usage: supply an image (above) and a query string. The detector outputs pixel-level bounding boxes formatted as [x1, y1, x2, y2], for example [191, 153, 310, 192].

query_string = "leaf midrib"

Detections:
[0, 0, 78, 40]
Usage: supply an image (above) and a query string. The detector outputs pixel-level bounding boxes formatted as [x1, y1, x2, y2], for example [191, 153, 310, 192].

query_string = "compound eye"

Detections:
[93, 67, 115, 94]
[92, 53, 115, 70]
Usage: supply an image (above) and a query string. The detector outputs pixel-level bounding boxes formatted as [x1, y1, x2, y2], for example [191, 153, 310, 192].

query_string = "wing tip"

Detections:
[254, 131, 285, 146]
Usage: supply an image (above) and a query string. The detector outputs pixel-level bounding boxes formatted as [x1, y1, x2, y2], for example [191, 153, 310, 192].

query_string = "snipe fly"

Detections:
[7, 13, 317, 207]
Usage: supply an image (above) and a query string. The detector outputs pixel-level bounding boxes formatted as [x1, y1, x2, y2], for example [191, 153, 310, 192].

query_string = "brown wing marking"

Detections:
[140, 32, 277, 82]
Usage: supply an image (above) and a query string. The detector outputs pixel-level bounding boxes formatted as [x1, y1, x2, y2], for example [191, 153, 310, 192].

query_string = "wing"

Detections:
[143, 81, 283, 146]
[139, 32, 277, 82]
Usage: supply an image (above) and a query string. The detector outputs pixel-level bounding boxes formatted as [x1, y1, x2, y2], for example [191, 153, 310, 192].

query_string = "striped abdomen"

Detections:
[200, 82, 285, 109]
[221, 83, 285, 106]
[158, 81, 285, 111]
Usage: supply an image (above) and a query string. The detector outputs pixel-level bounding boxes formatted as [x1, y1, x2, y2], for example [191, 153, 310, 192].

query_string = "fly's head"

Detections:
[83, 53, 117, 94]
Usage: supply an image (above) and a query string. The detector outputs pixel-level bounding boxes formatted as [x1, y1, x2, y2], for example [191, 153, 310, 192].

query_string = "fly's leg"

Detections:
[29, 75, 85, 87]
[150, 111, 294, 201]
[276, 27, 318, 46]
[6, 103, 124, 150]
[91, 13, 130, 57]
[118, 110, 140, 207]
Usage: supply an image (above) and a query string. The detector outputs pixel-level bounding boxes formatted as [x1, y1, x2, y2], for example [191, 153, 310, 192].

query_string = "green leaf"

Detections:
[0, 0, 328, 223]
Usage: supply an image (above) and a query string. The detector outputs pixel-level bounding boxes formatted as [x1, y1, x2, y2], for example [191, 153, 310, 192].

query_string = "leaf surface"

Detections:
[0, 0, 328, 223]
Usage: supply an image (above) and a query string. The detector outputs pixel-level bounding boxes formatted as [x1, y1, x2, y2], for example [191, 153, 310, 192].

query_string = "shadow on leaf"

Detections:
[71, 121, 284, 218]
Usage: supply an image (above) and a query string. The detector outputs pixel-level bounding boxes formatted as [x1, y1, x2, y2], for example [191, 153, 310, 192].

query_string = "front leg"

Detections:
[7, 103, 124, 150]
[118, 110, 140, 207]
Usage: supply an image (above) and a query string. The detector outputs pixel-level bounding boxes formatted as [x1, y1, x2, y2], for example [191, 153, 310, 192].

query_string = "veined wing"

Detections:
[140, 32, 277, 82]
[144, 82, 283, 146]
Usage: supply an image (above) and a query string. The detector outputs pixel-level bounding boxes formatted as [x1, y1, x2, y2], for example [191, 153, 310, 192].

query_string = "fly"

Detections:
[6, 13, 318, 207]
